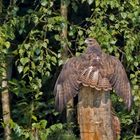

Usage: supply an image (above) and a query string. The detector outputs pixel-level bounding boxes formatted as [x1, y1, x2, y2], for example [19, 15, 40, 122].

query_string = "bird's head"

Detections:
[85, 38, 100, 47]
[85, 38, 101, 53]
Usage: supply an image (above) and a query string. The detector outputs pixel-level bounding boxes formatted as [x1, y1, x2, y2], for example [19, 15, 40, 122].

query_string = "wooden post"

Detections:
[78, 87, 115, 140]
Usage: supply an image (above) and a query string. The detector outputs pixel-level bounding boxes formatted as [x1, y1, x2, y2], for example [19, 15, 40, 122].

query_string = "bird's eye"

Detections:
[88, 39, 93, 42]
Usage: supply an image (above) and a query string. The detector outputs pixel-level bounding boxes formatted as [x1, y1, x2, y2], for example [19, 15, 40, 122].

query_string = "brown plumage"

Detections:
[112, 113, 121, 139]
[54, 38, 132, 112]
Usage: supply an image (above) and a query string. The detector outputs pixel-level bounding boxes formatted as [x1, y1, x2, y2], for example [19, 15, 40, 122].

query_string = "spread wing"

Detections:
[110, 56, 132, 110]
[54, 57, 80, 112]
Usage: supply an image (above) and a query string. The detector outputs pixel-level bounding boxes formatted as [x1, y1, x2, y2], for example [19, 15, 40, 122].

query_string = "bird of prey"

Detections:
[54, 38, 132, 112]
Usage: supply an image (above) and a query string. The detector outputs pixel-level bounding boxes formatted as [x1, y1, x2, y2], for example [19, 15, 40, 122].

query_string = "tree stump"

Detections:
[78, 87, 115, 140]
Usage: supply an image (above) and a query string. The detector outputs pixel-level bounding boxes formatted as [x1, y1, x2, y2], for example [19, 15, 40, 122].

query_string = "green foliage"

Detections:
[6, 119, 78, 140]
[0, 0, 140, 139]
[47, 129, 78, 140]
[8, 119, 67, 140]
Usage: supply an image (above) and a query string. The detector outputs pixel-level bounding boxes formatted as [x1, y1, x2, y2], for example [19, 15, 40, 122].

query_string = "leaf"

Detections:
[29, 76, 33, 81]
[45, 71, 50, 77]
[19, 29, 24, 35]
[56, 123, 63, 129]
[72, 2, 78, 12]
[109, 14, 115, 21]
[24, 44, 30, 50]
[78, 30, 83, 36]
[58, 60, 63, 66]
[115, 24, 119, 29]
[5, 41, 10, 48]
[134, 62, 138, 67]
[82, 0, 86, 3]
[51, 56, 57, 64]
[20, 57, 30, 66]
[130, 74, 135, 79]
[54, 34, 60, 41]
[95, 0, 100, 7]
[41, 0, 48, 6]
[19, 48, 24, 55]
[40, 120, 47, 128]
[32, 115, 37, 122]
[17, 66, 23, 73]
[121, 12, 127, 19]
[47, 63, 51, 70]
[35, 48, 41, 55]
[23, 66, 29, 73]
[108, 47, 113, 53]
[88, 0, 94, 5]
[134, 85, 139, 90]
[31, 62, 36, 69]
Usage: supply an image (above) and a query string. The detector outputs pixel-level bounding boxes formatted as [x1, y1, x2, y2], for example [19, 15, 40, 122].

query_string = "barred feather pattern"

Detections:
[54, 38, 132, 112]
[112, 111, 121, 139]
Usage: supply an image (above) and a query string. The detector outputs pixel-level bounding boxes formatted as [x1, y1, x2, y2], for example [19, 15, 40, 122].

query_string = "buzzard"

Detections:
[54, 38, 132, 112]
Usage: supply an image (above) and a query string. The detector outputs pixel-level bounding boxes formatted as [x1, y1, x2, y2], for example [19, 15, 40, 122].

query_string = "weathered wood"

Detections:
[78, 87, 115, 140]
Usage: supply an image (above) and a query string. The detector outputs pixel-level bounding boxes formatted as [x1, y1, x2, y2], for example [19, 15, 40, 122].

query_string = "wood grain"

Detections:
[78, 87, 115, 140]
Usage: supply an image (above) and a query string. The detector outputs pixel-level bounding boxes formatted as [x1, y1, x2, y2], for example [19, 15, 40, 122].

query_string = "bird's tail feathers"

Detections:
[78, 66, 112, 91]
